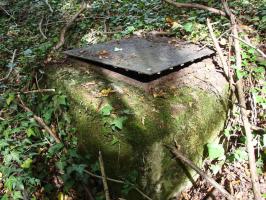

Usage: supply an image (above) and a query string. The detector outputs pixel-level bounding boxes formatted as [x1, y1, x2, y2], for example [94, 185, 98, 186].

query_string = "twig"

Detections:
[39, 16, 47, 39]
[163, 0, 226, 16]
[44, 0, 53, 13]
[169, 146, 234, 200]
[83, 186, 95, 200]
[0, 117, 4, 121]
[98, 151, 111, 200]
[198, 27, 232, 51]
[0, 49, 17, 82]
[17, 94, 61, 143]
[207, 19, 230, 81]
[18, 89, 56, 94]
[84, 170, 153, 200]
[53, 3, 89, 50]
[230, 34, 266, 59]
[221, 1, 262, 199]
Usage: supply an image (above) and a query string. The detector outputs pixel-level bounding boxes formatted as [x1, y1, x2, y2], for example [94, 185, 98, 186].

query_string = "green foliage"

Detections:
[100, 104, 113, 116]
[207, 143, 225, 160]
[1, 0, 265, 198]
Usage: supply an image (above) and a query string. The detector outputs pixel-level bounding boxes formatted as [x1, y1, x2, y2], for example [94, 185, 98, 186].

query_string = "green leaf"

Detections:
[21, 158, 32, 169]
[47, 143, 64, 157]
[207, 143, 224, 160]
[111, 116, 127, 130]
[6, 93, 15, 106]
[262, 193, 266, 198]
[0, 140, 9, 150]
[263, 134, 266, 147]
[26, 128, 35, 137]
[56, 161, 67, 172]
[111, 135, 119, 145]
[1, 194, 9, 200]
[233, 147, 248, 162]
[100, 104, 113, 116]
[57, 95, 67, 105]
[12, 191, 23, 200]
[23, 49, 32, 56]
[4, 151, 20, 164]
[183, 22, 193, 32]
[4, 176, 16, 191]
[224, 128, 230, 138]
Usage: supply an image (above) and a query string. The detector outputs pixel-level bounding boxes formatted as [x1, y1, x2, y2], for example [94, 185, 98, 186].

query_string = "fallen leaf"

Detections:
[100, 88, 114, 97]
[97, 50, 109, 59]
[153, 90, 166, 98]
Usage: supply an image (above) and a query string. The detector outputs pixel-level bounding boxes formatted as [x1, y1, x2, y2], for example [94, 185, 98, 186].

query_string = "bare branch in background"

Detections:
[221, 1, 262, 199]
[84, 170, 152, 200]
[39, 16, 47, 39]
[54, 3, 90, 50]
[230, 34, 266, 59]
[206, 19, 230, 82]
[98, 151, 111, 200]
[17, 95, 62, 144]
[169, 146, 234, 200]
[44, 0, 53, 13]
[18, 89, 56, 94]
[163, 0, 226, 16]
[0, 49, 17, 82]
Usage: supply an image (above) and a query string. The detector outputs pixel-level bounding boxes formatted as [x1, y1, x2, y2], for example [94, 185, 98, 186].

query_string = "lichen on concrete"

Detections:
[46, 58, 229, 199]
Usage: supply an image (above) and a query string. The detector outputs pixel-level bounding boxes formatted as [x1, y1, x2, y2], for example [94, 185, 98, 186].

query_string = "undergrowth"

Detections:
[0, 0, 265, 199]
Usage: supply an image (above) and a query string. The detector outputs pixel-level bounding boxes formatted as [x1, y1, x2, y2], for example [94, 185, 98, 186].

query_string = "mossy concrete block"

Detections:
[46, 58, 228, 199]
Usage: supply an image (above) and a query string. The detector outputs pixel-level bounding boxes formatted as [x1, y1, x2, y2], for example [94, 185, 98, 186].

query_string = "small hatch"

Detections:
[65, 37, 214, 74]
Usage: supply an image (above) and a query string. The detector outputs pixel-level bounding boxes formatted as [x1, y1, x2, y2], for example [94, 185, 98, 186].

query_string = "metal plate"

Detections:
[65, 38, 214, 75]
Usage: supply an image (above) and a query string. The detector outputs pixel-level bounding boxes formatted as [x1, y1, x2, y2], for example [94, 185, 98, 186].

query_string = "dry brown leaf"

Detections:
[99, 88, 114, 97]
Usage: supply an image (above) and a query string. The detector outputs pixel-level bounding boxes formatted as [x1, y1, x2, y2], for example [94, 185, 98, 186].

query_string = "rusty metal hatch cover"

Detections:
[65, 38, 214, 75]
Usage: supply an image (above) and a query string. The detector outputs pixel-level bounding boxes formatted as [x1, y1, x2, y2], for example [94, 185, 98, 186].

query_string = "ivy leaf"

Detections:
[100, 104, 113, 116]
[55, 95, 67, 106]
[263, 134, 266, 147]
[111, 135, 119, 145]
[26, 128, 35, 137]
[21, 158, 32, 169]
[56, 161, 67, 172]
[12, 191, 23, 200]
[23, 49, 32, 56]
[0, 139, 9, 150]
[183, 22, 193, 32]
[4, 176, 17, 191]
[4, 151, 20, 164]
[111, 116, 127, 130]
[207, 143, 225, 160]
[47, 143, 64, 157]
[233, 147, 248, 162]
[6, 93, 15, 106]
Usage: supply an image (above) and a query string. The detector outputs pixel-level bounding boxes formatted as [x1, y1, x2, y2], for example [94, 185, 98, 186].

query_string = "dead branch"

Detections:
[0, 49, 17, 82]
[169, 146, 234, 200]
[17, 94, 61, 144]
[18, 89, 56, 94]
[163, 0, 226, 16]
[220, 1, 262, 199]
[44, 0, 53, 13]
[84, 170, 152, 200]
[230, 34, 266, 59]
[206, 19, 230, 82]
[98, 151, 111, 200]
[54, 3, 89, 50]
[39, 16, 47, 39]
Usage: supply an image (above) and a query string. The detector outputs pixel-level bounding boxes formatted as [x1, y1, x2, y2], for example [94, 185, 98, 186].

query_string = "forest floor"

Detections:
[0, 0, 265, 199]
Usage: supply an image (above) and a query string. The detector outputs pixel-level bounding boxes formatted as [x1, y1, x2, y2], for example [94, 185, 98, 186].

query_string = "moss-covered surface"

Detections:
[46, 60, 228, 199]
